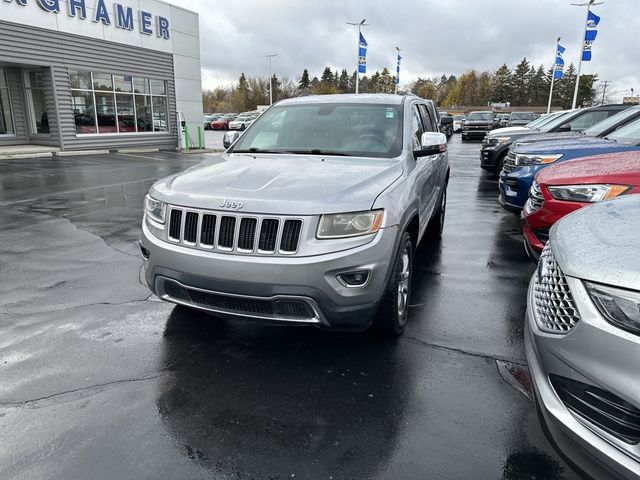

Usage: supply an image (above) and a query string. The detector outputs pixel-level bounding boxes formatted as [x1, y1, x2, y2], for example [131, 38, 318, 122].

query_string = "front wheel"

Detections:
[371, 231, 413, 337]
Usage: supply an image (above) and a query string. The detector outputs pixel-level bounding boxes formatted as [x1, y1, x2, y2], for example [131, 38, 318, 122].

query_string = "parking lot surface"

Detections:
[0, 138, 583, 479]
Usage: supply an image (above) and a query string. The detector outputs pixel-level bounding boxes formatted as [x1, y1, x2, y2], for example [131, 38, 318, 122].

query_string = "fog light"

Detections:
[139, 243, 150, 260]
[337, 270, 370, 287]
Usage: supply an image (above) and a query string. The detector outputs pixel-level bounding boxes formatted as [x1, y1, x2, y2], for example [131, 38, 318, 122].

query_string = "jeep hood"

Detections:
[488, 126, 532, 136]
[151, 154, 404, 215]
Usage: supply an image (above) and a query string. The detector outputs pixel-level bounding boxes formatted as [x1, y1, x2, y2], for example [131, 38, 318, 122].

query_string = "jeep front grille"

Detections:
[167, 206, 303, 255]
[533, 245, 581, 333]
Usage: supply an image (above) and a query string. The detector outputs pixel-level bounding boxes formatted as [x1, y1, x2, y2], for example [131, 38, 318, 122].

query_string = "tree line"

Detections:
[202, 58, 598, 113]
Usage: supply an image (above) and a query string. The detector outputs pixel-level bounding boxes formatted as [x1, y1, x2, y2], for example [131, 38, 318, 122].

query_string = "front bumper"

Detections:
[498, 166, 540, 211]
[461, 129, 489, 140]
[526, 277, 640, 479]
[141, 222, 398, 330]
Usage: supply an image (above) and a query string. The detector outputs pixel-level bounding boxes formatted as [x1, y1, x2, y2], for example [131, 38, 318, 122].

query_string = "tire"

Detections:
[426, 186, 447, 239]
[495, 153, 507, 176]
[371, 231, 413, 337]
[241, 124, 246, 131]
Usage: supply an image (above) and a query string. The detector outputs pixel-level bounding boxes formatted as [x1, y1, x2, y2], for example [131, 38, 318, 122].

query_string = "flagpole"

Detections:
[395, 46, 401, 94]
[571, 0, 596, 109]
[347, 19, 367, 94]
[547, 37, 561, 114]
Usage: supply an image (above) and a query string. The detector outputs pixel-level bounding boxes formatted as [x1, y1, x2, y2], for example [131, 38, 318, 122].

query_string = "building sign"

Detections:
[3, 0, 170, 39]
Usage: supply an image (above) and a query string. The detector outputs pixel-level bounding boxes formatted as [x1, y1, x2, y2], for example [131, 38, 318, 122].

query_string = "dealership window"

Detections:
[24, 70, 50, 134]
[69, 70, 169, 135]
[0, 67, 14, 135]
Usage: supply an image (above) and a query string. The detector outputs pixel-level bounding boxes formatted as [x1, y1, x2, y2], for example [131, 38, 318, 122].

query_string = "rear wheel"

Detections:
[371, 231, 413, 337]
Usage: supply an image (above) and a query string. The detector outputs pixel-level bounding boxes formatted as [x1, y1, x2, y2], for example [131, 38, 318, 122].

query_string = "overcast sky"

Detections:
[169, 0, 639, 101]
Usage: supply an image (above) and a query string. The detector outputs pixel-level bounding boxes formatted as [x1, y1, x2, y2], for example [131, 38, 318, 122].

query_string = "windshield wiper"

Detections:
[232, 148, 288, 154]
[290, 149, 350, 156]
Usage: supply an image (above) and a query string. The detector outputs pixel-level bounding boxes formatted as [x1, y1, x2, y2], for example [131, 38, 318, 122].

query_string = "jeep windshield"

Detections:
[510, 112, 534, 120]
[466, 112, 493, 122]
[231, 103, 404, 158]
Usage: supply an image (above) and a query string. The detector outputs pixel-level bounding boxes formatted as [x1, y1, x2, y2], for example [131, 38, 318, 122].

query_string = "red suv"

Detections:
[522, 151, 640, 259]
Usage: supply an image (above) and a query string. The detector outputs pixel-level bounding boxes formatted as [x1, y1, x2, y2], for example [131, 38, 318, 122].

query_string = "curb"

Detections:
[117, 148, 160, 154]
[55, 150, 110, 157]
[0, 152, 53, 160]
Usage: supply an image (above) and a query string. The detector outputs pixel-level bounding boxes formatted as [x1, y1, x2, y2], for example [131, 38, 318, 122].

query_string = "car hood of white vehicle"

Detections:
[151, 153, 404, 215]
[551, 195, 640, 290]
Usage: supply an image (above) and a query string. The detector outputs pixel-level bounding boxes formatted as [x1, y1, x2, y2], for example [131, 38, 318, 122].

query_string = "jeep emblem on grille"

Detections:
[219, 199, 244, 210]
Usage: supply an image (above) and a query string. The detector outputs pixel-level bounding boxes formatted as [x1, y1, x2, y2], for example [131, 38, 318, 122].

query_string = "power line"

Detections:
[600, 80, 610, 104]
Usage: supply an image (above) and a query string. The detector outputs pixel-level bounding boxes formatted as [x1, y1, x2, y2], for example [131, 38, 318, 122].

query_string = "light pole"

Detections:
[570, 0, 603, 109]
[265, 53, 278, 105]
[346, 18, 368, 94]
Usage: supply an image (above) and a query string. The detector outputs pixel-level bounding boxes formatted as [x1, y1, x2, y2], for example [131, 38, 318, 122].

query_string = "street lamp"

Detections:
[265, 53, 279, 105]
[346, 18, 368, 94]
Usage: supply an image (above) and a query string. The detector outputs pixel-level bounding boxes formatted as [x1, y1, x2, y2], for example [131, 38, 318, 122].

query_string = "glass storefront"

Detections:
[24, 69, 49, 134]
[0, 67, 14, 135]
[70, 70, 169, 135]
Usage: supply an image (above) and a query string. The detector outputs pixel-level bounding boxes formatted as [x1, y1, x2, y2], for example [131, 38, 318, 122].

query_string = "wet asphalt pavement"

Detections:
[0, 137, 584, 479]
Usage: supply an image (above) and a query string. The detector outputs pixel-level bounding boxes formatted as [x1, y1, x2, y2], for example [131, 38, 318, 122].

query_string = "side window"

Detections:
[410, 105, 425, 150]
[418, 104, 436, 132]
[567, 111, 609, 131]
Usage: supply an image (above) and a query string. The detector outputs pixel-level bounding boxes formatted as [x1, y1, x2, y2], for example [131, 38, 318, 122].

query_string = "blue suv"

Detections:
[499, 117, 640, 213]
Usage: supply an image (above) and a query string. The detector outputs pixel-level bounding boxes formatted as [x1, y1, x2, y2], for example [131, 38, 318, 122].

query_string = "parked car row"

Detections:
[203, 111, 262, 130]
[476, 105, 640, 479]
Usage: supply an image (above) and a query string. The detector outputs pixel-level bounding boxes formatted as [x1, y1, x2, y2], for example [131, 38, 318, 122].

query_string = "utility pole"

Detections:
[571, 0, 603, 109]
[265, 53, 278, 105]
[547, 37, 561, 114]
[600, 80, 610, 104]
[346, 18, 368, 94]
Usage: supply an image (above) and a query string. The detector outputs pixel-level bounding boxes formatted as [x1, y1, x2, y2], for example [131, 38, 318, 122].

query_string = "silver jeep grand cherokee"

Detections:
[140, 94, 449, 335]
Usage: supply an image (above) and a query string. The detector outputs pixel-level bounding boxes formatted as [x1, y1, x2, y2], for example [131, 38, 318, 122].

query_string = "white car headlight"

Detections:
[586, 282, 640, 335]
[515, 153, 563, 166]
[144, 195, 166, 224]
[547, 184, 630, 203]
[317, 210, 384, 239]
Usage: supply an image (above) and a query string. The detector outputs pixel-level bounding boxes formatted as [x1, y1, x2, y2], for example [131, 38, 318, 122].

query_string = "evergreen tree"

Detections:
[298, 69, 310, 90]
[512, 58, 532, 105]
[478, 72, 492, 106]
[528, 65, 548, 106]
[557, 64, 577, 109]
[320, 67, 335, 85]
[338, 69, 350, 93]
[491, 64, 512, 103]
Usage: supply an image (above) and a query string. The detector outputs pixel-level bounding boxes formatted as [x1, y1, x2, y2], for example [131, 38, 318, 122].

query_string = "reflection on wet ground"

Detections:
[0, 139, 582, 479]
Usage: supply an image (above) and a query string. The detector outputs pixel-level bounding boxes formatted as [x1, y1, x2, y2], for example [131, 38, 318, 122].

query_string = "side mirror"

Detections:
[416, 132, 447, 157]
[223, 131, 240, 149]
[556, 123, 572, 133]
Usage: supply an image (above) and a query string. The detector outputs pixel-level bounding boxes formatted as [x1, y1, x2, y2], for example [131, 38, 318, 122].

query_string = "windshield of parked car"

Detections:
[584, 107, 640, 137]
[453, 115, 464, 121]
[510, 112, 534, 120]
[231, 103, 404, 158]
[467, 112, 493, 121]
[606, 117, 640, 145]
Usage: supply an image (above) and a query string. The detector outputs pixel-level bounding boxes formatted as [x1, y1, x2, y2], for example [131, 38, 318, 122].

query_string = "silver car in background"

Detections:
[228, 115, 255, 131]
[526, 195, 640, 479]
[141, 94, 449, 336]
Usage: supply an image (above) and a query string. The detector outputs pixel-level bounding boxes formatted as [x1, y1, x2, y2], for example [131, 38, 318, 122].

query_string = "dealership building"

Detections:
[0, 0, 202, 152]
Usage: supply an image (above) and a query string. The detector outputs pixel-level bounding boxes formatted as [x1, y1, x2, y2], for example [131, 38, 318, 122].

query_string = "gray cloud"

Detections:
[169, 0, 640, 101]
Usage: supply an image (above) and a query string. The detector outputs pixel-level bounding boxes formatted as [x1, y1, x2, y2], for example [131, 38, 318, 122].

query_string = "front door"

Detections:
[23, 69, 49, 136]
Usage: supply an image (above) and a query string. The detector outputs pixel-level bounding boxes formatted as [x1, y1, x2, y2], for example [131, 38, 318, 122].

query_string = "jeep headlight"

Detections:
[515, 153, 563, 166]
[547, 184, 630, 203]
[586, 283, 640, 336]
[494, 137, 511, 144]
[317, 210, 384, 239]
[144, 195, 166, 224]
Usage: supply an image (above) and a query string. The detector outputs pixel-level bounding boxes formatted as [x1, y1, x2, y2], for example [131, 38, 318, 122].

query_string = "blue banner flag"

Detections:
[554, 43, 565, 79]
[582, 10, 600, 61]
[395, 54, 402, 85]
[358, 33, 367, 73]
